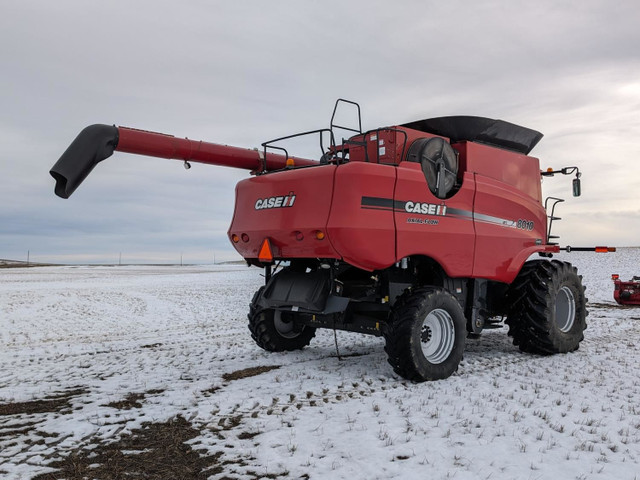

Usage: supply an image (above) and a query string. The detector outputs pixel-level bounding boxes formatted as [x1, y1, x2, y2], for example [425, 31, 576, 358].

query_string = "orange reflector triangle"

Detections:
[258, 238, 274, 263]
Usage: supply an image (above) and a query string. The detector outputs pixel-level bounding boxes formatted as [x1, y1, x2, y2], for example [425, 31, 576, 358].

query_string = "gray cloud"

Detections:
[2, 0, 639, 263]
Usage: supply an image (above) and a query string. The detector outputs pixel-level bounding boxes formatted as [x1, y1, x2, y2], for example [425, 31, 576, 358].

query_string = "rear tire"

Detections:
[384, 287, 466, 381]
[506, 260, 587, 354]
[248, 308, 316, 352]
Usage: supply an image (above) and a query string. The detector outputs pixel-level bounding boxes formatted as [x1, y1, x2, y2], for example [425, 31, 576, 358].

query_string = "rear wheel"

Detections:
[248, 308, 316, 352]
[384, 287, 466, 381]
[506, 260, 587, 354]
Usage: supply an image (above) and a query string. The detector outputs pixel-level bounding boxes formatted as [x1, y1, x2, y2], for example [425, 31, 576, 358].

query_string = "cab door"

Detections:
[394, 162, 476, 278]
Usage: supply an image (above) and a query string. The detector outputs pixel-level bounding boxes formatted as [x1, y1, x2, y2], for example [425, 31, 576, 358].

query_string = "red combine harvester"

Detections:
[50, 100, 614, 381]
[611, 274, 640, 305]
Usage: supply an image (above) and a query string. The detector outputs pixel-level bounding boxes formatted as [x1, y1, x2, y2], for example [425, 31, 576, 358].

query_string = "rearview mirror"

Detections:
[573, 177, 581, 197]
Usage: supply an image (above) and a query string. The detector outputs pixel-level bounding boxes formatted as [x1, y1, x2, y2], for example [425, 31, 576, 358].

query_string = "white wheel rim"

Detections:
[556, 286, 576, 332]
[420, 308, 455, 364]
[274, 310, 300, 339]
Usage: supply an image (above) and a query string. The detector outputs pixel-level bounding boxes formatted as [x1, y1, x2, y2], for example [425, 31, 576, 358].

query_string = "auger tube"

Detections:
[51, 125, 318, 199]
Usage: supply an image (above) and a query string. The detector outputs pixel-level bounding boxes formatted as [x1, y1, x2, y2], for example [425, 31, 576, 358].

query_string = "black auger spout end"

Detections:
[50, 124, 119, 198]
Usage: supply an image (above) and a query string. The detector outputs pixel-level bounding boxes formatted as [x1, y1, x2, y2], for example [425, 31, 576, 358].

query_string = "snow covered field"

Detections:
[1, 251, 640, 480]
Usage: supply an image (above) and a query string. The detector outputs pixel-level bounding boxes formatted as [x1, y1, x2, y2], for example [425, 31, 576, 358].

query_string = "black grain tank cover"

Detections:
[401, 116, 543, 155]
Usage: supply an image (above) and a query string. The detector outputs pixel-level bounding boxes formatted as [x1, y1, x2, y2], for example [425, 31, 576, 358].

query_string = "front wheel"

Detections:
[384, 287, 466, 382]
[506, 260, 587, 354]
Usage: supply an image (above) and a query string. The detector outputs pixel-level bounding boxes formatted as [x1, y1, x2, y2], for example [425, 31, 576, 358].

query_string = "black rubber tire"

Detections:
[248, 287, 264, 320]
[384, 287, 466, 382]
[248, 308, 316, 352]
[506, 260, 587, 354]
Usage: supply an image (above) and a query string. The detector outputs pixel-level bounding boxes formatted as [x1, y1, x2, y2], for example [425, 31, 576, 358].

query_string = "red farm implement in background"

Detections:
[50, 99, 614, 381]
[612, 274, 640, 305]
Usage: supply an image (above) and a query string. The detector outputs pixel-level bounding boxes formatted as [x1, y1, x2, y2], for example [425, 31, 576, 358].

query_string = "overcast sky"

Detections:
[2, 0, 639, 264]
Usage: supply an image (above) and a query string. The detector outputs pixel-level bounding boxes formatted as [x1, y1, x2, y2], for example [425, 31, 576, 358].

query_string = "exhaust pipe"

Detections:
[50, 124, 119, 199]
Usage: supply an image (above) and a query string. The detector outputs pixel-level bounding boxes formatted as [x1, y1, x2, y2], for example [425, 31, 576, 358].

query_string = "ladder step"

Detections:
[549, 216, 562, 221]
[548, 235, 560, 239]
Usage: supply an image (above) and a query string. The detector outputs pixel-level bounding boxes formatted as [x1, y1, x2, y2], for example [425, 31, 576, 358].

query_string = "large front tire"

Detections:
[384, 287, 466, 382]
[506, 260, 587, 354]
[248, 308, 316, 352]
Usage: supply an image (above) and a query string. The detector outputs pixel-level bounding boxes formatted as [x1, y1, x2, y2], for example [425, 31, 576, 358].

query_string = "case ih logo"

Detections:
[361, 197, 447, 216]
[255, 193, 296, 210]
[404, 201, 447, 216]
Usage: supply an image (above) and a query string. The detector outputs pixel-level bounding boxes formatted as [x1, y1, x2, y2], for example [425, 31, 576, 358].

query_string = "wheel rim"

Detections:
[274, 311, 300, 339]
[420, 308, 456, 364]
[555, 286, 576, 333]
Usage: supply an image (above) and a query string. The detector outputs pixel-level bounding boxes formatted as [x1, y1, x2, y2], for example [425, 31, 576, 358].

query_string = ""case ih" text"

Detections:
[254, 194, 296, 210]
